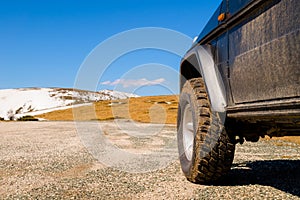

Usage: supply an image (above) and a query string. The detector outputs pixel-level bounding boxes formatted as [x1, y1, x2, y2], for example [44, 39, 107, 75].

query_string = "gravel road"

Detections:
[0, 121, 300, 199]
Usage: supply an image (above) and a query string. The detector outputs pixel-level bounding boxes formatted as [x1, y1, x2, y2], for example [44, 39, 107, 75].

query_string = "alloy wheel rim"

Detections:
[182, 104, 194, 161]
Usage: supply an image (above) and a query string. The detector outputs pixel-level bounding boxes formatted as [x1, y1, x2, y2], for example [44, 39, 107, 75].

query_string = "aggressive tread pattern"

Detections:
[179, 78, 235, 183]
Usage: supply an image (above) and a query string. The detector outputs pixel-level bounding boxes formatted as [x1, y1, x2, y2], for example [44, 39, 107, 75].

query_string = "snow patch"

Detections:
[0, 88, 138, 120]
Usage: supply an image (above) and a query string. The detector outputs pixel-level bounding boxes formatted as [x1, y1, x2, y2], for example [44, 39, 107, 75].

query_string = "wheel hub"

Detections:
[183, 104, 194, 161]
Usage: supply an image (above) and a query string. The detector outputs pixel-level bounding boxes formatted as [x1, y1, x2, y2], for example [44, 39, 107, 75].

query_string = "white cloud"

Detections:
[100, 78, 166, 88]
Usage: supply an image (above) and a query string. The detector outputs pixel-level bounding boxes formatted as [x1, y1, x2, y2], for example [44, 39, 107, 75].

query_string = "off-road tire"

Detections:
[177, 78, 235, 183]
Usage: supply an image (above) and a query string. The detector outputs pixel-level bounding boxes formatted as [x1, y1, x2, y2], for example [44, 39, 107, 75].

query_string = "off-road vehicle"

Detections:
[177, 0, 300, 183]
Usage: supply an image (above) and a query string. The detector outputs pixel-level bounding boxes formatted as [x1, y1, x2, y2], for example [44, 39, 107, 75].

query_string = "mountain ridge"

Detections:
[0, 87, 138, 120]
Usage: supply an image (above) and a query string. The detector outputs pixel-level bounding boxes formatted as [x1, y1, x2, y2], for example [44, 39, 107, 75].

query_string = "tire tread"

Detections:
[180, 78, 235, 183]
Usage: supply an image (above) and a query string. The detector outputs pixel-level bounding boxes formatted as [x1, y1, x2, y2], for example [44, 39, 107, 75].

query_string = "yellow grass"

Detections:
[267, 136, 300, 145]
[37, 95, 179, 124]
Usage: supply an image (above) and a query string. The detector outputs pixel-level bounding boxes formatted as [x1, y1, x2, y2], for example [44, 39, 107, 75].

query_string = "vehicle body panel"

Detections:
[229, 0, 300, 103]
[180, 0, 300, 136]
[182, 0, 300, 106]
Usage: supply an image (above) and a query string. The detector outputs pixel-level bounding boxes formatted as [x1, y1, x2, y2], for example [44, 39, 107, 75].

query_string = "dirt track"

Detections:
[1, 121, 300, 199]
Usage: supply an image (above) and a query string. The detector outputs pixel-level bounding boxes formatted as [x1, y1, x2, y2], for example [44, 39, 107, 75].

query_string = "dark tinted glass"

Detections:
[229, 0, 254, 15]
[197, 1, 226, 42]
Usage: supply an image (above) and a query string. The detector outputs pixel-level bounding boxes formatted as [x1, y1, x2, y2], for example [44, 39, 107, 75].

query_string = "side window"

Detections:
[197, 0, 227, 42]
[229, 0, 253, 15]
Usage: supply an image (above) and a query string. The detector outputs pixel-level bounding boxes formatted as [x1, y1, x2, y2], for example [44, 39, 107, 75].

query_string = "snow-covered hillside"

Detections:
[0, 88, 138, 120]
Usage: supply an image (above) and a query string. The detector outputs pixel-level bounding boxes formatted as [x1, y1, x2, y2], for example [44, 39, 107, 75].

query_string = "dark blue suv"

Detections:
[177, 0, 300, 183]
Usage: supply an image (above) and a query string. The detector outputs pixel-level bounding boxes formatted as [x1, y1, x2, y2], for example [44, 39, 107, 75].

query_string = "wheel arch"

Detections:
[180, 45, 227, 113]
[180, 53, 202, 91]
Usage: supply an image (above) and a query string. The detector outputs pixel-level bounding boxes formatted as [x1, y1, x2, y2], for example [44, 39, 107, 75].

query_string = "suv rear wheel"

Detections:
[177, 78, 235, 183]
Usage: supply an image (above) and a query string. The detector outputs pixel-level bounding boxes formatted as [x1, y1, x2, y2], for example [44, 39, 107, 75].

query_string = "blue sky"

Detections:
[0, 0, 221, 96]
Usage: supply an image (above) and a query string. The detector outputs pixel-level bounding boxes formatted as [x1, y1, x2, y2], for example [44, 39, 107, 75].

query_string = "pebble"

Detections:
[0, 122, 299, 199]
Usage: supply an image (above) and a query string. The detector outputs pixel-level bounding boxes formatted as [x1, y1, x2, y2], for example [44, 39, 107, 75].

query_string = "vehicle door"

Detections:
[228, 0, 300, 104]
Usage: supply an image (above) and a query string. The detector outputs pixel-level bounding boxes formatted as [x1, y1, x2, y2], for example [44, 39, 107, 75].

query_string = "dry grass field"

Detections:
[37, 95, 179, 124]
[36, 95, 300, 145]
[266, 136, 300, 146]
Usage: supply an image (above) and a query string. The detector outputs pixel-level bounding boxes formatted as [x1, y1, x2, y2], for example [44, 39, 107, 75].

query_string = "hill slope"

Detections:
[0, 88, 138, 120]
